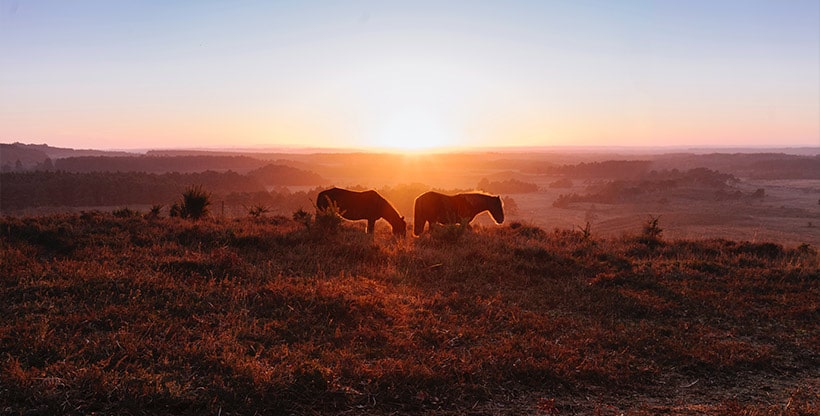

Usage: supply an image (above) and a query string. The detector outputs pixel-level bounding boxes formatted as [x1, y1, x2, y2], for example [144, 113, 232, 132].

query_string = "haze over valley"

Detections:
[3, 142, 818, 246]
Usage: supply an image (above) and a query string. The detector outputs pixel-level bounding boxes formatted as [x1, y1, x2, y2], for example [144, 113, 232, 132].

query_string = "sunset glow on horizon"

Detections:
[2, 1, 818, 151]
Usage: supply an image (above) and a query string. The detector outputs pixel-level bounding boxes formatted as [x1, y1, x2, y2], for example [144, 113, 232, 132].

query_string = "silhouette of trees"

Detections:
[52, 155, 270, 173]
[525, 160, 653, 178]
[552, 168, 740, 208]
[0, 171, 262, 210]
[477, 177, 538, 194]
[248, 164, 325, 186]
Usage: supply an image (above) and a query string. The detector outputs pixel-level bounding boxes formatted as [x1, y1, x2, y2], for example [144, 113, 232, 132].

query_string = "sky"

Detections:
[1, 0, 819, 151]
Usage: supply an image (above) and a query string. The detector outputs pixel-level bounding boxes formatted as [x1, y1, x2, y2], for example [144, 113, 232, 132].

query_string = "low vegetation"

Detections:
[170, 185, 212, 220]
[1, 212, 817, 414]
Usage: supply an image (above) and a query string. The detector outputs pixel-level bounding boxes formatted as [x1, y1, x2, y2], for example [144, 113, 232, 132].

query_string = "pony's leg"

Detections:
[367, 219, 376, 234]
[413, 219, 425, 236]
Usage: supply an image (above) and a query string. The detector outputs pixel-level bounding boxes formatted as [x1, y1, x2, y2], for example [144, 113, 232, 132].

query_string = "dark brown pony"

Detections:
[413, 191, 504, 236]
[317, 187, 407, 237]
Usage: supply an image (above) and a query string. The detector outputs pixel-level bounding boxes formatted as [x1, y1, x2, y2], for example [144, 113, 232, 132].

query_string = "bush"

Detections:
[112, 207, 140, 218]
[429, 221, 470, 243]
[638, 215, 663, 247]
[293, 208, 312, 228]
[246, 204, 271, 218]
[170, 185, 211, 220]
[314, 200, 344, 234]
[147, 204, 163, 219]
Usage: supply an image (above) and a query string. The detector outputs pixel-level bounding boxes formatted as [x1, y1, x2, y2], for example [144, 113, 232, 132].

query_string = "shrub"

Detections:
[293, 208, 312, 229]
[246, 204, 271, 218]
[429, 220, 470, 243]
[147, 204, 163, 219]
[638, 215, 663, 247]
[112, 207, 140, 218]
[171, 185, 211, 220]
[642, 215, 662, 240]
[577, 222, 592, 241]
[314, 200, 344, 234]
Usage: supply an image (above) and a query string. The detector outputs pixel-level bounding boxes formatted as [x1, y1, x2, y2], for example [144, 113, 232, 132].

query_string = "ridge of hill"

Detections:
[1, 142, 137, 170]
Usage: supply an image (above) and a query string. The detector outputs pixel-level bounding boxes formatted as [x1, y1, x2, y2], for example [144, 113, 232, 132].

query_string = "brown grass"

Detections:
[1, 213, 817, 415]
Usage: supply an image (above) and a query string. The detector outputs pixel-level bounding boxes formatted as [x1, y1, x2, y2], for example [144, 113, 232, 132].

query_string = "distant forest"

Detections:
[523, 156, 820, 180]
[2, 142, 819, 215]
[0, 162, 327, 212]
[552, 168, 747, 207]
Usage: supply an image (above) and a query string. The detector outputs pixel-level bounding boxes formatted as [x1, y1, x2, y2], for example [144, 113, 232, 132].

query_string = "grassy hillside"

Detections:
[1, 213, 817, 415]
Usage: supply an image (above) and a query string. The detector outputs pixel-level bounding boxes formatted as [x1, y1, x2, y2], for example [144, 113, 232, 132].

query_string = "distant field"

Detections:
[494, 175, 820, 247]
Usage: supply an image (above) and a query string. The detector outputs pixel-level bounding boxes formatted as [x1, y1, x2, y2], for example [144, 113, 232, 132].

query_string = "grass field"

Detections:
[1, 212, 817, 415]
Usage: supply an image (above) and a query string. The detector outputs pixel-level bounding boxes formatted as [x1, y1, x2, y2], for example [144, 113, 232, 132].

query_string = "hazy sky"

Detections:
[2, 0, 819, 151]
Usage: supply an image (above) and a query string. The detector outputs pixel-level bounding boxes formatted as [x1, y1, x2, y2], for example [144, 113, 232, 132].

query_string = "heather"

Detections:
[1, 213, 817, 415]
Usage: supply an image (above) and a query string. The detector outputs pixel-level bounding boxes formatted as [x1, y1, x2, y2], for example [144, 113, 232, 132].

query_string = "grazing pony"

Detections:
[413, 191, 504, 236]
[316, 187, 407, 237]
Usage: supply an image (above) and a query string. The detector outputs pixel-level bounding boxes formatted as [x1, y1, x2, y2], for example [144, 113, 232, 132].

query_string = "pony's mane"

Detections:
[461, 191, 500, 199]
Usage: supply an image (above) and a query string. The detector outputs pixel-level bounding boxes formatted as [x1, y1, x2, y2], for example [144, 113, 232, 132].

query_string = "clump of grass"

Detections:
[112, 207, 136, 218]
[428, 221, 470, 243]
[112, 207, 140, 218]
[170, 185, 211, 220]
[510, 221, 547, 240]
[293, 208, 312, 229]
[246, 204, 271, 218]
[146, 204, 163, 219]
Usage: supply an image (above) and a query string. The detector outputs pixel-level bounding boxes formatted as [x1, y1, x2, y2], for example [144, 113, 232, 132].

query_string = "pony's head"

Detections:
[392, 216, 408, 238]
[489, 196, 505, 224]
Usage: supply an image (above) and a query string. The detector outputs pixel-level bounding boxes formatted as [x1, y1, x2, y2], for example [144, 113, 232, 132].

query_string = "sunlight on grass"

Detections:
[1, 213, 817, 414]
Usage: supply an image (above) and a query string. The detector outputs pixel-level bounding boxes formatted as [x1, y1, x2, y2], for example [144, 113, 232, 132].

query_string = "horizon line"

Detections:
[6, 141, 819, 156]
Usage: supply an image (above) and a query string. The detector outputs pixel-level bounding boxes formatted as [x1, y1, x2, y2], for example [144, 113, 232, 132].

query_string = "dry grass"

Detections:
[1, 213, 817, 415]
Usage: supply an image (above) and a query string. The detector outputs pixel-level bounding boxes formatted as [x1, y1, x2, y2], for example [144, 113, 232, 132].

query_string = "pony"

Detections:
[413, 191, 504, 236]
[316, 187, 407, 237]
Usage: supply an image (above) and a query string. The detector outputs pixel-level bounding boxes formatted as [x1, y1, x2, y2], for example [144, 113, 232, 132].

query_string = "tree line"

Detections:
[1, 170, 276, 211]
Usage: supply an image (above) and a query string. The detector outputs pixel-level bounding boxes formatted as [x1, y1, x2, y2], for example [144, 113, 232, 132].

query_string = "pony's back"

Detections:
[413, 191, 503, 236]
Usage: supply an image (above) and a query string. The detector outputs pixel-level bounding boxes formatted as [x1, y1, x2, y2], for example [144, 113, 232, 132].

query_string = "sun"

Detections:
[367, 110, 460, 153]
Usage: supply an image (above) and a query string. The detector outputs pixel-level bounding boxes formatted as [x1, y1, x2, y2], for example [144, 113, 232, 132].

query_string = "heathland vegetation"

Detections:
[1, 208, 817, 414]
[2, 143, 818, 413]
